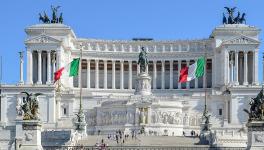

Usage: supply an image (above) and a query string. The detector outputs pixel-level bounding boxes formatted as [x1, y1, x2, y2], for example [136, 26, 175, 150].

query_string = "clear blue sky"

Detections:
[0, 0, 263, 84]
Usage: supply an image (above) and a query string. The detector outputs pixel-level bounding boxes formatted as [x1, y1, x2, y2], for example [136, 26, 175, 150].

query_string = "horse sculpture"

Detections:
[223, 7, 246, 24]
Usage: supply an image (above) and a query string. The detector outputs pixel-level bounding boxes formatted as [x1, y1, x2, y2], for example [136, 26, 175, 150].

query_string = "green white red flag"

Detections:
[179, 57, 205, 83]
[54, 58, 80, 83]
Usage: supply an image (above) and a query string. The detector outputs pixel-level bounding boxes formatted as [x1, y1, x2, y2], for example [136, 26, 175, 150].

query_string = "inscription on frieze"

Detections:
[22, 124, 38, 130]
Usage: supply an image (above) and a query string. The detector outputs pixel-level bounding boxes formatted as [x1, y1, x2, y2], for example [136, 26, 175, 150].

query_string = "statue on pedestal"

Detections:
[20, 92, 42, 120]
[138, 47, 148, 73]
[244, 87, 264, 121]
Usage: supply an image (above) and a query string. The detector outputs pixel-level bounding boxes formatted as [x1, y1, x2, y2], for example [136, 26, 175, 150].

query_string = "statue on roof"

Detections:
[38, 5, 63, 24]
[138, 47, 148, 73]
[223, 7, 246, 24]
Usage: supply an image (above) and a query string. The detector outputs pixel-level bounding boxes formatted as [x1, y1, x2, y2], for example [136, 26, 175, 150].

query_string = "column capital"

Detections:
[95, 59, 99, 63]
[235, 50, 239, 54]
[103, 59, 107, 63]
[120, 60, 124, 63]
[37, 50, 42, 53]
[244, 51, 249, 54]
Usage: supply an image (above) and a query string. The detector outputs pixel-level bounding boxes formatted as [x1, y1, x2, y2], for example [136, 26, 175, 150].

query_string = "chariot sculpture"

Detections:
[222, 7, 246, 24]
[39, 5, 63, 24]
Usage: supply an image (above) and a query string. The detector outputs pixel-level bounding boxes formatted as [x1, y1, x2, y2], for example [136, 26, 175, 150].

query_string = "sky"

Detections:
[0, 0, 264, 84]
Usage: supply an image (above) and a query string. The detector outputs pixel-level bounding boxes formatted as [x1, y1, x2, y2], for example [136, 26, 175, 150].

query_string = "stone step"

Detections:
[78, 135, 200, 146]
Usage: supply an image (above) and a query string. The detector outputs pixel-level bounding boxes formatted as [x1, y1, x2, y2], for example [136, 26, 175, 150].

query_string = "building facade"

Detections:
[0, 23, 262, 148]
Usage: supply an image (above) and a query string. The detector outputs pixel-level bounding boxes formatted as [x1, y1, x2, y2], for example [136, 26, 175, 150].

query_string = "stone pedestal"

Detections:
[247, 121, 264, 150]
[75, 111, 87, 137]
[199, 123, 215, 146]
[135, 72, 152, 96]
[16, 120, 43, 150]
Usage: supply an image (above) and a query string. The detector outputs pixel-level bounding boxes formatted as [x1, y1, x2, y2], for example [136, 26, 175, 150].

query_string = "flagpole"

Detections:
[79, 44, 83, 113]
[203, 43, 208, 118]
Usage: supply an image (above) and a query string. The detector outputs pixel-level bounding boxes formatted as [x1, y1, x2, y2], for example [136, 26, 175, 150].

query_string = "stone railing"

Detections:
[75, 39, 213, 53]
[43, 145, 245, 150]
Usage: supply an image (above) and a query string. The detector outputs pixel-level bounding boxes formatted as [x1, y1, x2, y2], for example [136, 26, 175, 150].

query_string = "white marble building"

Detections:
[0, 23, 262, 148]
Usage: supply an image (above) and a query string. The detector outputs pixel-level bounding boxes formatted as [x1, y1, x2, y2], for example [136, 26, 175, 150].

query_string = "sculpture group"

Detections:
[244, 87, 264, 121]
[222, 7, 246, 24]
[16, 92, 42, 120]
[39, 5, 63, 24]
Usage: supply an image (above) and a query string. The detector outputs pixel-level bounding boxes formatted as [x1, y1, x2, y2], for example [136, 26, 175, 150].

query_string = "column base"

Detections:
[36, 81, 42, 85]
[234, 82, 239, 86]
[46, 81, 52, 85]
[252, 82, 259, 86]
[18, 81, 24, 85]
[243, 82, 248, 86]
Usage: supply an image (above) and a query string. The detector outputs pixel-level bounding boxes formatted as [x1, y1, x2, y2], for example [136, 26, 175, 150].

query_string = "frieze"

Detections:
[222, 36, 260, 45]
[22, 124, 39, 130]
[25, 34, 61, 44]
[71, 51, 214, 61]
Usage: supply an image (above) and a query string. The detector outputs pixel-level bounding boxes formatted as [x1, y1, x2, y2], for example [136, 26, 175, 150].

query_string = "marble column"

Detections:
[195, 78, 198, 88]
[146, 63, 149, 74]
[128, 61, 132, 90]
[137, 63, 140, 75]
[112, 60, 116, 89]
[47, 51, 51, 84]
[169, 60, 173, 89]
[0, 95, 7, 122]
[161, 60, 165, 89]
[230, 52, 234, 83]
[19, 51, 24, 84]
[104, 60, 107, 89]
[26, 50, 33, 84]
[178, 60, 181, 89]
[37, 50, 42, 84]
[120, 60, 124, 89]
[243, 51, 248, 85]
[234, 51, 239, 85]
[186, 60, 190, 89]
[48, 96, 55, 123]
[153, 60, 157, 89]
[87, 59, 90, 88]
[239, 55, 243, 85]
[253, 50, 259, 85]
[52, 52, 56, 82]
[227, 52, 230, 84]
[95, 60, 99, 89]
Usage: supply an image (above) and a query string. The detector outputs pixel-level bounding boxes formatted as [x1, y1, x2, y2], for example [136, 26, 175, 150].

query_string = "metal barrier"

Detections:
[43, 146, 246, 150]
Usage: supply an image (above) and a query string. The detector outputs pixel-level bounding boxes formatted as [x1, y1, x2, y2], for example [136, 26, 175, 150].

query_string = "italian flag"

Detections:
[54, 58, 80, 83]
[179, 57, 205, 83]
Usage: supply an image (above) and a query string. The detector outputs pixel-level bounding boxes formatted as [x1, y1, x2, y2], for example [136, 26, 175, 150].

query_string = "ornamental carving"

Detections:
[254, 134, 264, 143]
[25, 35, 61, 45]
[223, 36, 259, 45]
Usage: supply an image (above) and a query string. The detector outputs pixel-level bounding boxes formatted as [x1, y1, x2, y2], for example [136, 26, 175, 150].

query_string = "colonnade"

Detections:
[228, 50, 258, 85]
[26, 50, 56, 84]
[77, 59, 211, 89]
